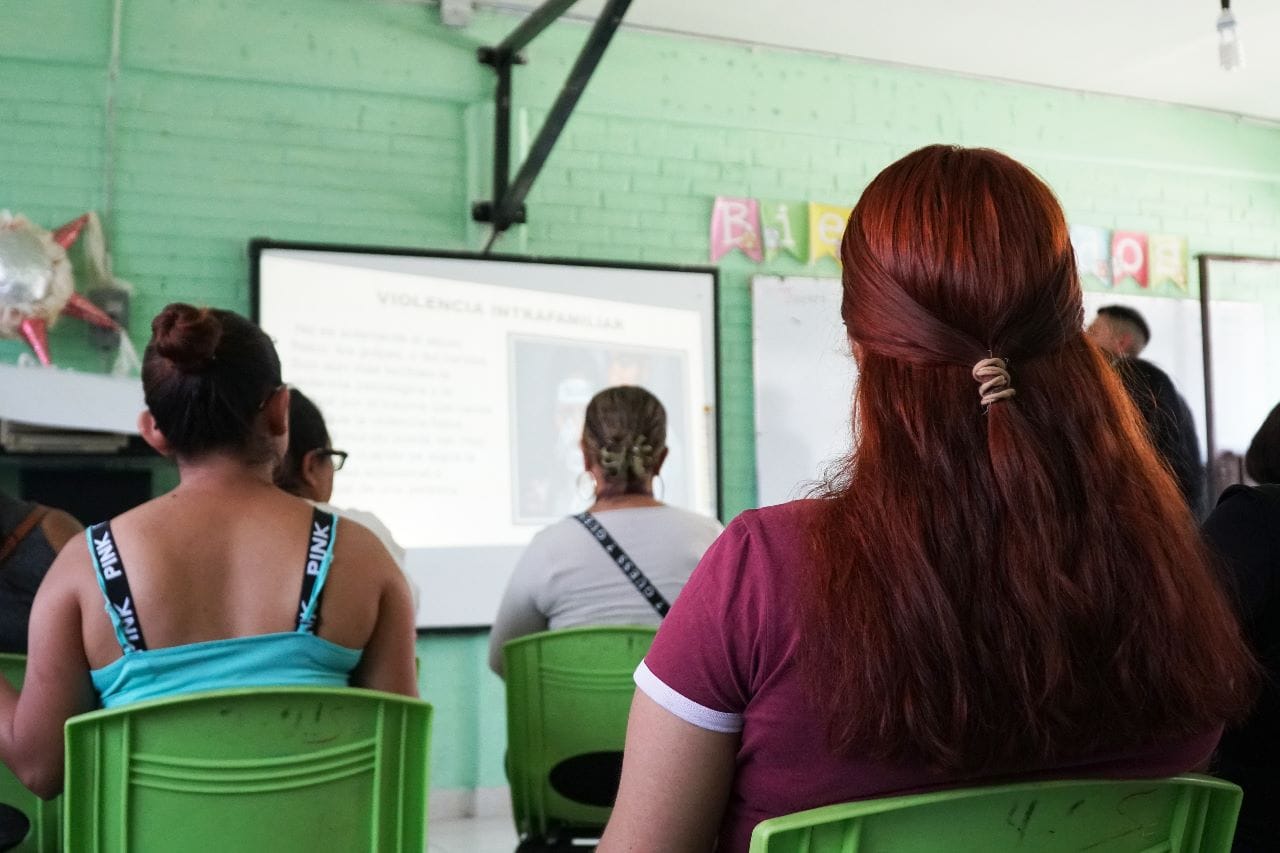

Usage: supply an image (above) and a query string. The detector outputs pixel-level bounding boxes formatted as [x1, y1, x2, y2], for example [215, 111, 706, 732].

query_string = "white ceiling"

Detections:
[486, 0, 1280, 123]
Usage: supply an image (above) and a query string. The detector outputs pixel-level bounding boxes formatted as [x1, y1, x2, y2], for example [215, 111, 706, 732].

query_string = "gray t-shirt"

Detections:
[488, 505, 723, 675]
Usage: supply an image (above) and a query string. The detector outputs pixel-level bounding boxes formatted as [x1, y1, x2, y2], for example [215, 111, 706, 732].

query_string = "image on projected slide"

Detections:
[509, 335, 692, 525]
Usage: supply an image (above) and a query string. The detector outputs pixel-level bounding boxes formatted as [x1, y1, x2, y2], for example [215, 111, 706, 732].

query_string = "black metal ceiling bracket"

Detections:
[471, 0, 634, 247]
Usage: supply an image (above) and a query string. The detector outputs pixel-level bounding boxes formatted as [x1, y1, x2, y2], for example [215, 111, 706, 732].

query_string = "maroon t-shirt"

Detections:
[637, 500, 1220, 852]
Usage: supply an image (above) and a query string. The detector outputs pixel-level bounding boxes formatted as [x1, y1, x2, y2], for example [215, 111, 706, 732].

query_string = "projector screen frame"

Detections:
[248, 238, 723, 633]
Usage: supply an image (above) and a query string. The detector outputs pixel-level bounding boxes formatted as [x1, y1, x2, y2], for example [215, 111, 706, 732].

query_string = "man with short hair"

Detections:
[1085, 306, 1204, 514]
[1114, 358, 1205, 517]
[1087, 305, 1151, 358]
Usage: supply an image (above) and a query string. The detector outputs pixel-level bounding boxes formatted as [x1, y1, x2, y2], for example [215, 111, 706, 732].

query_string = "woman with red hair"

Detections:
[599, 146, 1254, 852]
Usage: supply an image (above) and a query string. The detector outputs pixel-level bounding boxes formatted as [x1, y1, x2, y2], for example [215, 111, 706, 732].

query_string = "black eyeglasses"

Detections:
[312, 449, 348, 471]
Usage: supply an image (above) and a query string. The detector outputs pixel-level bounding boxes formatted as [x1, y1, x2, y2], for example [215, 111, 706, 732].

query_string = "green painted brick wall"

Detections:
[4, 0, 1280, 796]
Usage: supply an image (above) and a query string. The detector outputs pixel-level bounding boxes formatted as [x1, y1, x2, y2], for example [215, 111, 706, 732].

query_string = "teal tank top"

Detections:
[86, 509, 362, 709]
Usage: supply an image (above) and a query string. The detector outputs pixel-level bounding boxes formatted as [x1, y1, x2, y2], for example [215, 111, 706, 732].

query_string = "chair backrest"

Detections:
[749, 775, 1243, 853]
[503, 626, 657, 840]
[0, 653, 59, 853]
[63, 687, 432, 853]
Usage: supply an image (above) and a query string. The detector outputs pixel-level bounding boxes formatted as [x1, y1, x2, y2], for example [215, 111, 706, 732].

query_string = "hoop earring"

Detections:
[576, 471, 597, 500]
[652, 474, 665, 501]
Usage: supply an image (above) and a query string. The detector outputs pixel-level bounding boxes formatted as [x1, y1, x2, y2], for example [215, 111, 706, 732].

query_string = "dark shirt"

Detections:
[1116, 357, 1205, 517]
[0, 494, 59, 653]
[1202, 484, 1280, 853]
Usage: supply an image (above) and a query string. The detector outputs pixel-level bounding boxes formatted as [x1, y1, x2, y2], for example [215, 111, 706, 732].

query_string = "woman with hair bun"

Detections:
[599, 147, 1255, 852]
[488, 385, 722, 676]
[0, 304, 417, 798]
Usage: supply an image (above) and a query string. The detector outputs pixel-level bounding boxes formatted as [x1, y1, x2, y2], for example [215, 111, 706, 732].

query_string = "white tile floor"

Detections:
[429, 817, 601, 853]
[428, 816, 518, 853]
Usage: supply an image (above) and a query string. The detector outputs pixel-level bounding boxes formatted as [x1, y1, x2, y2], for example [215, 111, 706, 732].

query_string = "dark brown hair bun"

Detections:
[151, 303, 222, 372]
[141, 303, 282, 461]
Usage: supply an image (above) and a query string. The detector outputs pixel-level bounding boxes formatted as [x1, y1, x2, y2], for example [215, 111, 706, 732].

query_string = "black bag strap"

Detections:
[573, 511, 670, 618]
[87, 522, 148, 653]
[0, 506, 47, 565]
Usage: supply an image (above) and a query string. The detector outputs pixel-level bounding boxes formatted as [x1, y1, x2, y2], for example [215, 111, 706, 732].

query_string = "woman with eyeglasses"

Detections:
[0, 303, 418, 798]
[275, 388, 351, 502]
[275, 389, 418, 611]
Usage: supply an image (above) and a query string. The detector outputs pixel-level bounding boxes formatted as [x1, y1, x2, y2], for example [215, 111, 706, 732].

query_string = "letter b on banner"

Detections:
[710, 197, 763, 262]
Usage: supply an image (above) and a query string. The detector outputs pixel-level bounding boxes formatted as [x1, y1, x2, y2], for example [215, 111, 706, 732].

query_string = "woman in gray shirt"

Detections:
[489, 386, 722, 675]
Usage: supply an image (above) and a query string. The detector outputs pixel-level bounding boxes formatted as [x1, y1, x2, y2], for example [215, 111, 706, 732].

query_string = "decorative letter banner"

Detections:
[1111, 231, 1149, 288]
[1069, 225, 1112, 286]
[1147, 234, 1188, 292]
[710, 197, 763, 263]
[808, 203, 851, 263]
[760, 199, 807, 262]
[703, 198, 1190, 295]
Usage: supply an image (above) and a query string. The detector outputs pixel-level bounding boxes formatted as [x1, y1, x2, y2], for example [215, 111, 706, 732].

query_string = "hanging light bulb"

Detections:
[1217, 0, 1244, 71]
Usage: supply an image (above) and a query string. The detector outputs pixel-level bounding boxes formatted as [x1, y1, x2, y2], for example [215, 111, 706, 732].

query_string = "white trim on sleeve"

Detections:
[633, 660, 744, 734]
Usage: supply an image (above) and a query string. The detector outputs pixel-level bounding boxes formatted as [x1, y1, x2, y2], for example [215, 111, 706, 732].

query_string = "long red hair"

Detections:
[803, 145, 1254, 772]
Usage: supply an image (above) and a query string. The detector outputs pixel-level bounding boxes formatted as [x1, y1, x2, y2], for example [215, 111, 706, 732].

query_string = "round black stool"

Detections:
[0, 803, 29, 852]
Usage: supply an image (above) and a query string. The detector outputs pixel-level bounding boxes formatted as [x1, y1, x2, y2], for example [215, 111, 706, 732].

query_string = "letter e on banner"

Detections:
[710, 197, 763, 263]
[808, 203, 852, 263]
[1111, 231, 1149, 287]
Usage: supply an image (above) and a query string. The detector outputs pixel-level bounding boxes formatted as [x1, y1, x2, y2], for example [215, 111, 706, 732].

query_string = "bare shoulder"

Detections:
[321, 512, 414, 655]
[38, 507, 84, 552]
[331, 514, 401, 585]
[334, 514, 393, 559]
[99, 492, 183, 541]
[41, 527, 96, 603]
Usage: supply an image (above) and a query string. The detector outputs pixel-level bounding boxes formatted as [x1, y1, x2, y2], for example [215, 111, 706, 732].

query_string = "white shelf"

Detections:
[0, 364, 143, 436]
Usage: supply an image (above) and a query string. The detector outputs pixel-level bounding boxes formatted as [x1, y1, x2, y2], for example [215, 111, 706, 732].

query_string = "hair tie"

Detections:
[972, 357, 1016, 407]
[629, 436, 654, 479]
[598, 446, 627, 479]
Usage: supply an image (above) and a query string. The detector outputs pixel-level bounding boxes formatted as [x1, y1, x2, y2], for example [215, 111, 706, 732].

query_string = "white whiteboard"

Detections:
[1205, 300, 1271, 456]
[751, 276, 854, 507]
[751, 276, 1267, 507]
[1200, 256, 1280, 463]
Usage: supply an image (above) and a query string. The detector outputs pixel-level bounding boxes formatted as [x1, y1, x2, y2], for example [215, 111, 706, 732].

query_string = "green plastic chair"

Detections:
[503, 626, 657, 850]
[62, 686, 432, 853]
[0, 653, 59, 852]
[749, 775, 1243, 853]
